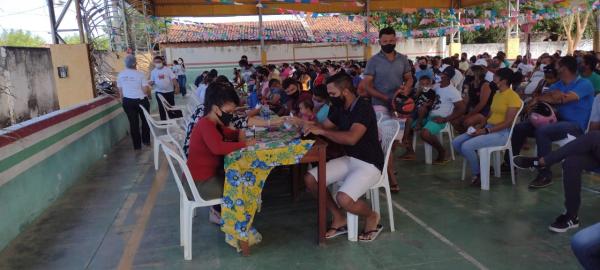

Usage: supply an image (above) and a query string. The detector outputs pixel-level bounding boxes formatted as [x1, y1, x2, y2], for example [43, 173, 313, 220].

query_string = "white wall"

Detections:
[164, 38, 445, 80]
[461, 39, 593, 59]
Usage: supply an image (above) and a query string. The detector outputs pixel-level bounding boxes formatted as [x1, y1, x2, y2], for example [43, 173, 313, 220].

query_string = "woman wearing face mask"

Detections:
[186, 83, 257, 223]
[452, 65, 495, 134]
[452, 68, 522, 187]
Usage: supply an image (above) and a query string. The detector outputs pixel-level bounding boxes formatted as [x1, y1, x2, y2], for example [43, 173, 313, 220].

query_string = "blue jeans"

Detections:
[511, 121, 583, 176]
[572, 222, 600, 270]
[177, 75, 187, 96]
[452, 126, 510, 174]
[512, 121, 582, 158]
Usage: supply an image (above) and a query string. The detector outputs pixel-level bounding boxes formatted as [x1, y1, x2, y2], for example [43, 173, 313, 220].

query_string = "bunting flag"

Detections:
[159, 0, 599, 44]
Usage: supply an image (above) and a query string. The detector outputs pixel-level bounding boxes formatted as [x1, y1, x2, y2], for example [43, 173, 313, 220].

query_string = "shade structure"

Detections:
[128, 0, 492, 17]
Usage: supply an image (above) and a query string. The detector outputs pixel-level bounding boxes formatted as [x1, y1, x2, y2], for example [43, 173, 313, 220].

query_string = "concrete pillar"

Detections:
[505, 38, 520, 60]
[261, 50, 267, 65]
[363, 44, 372, 61]
[449, 43, 462, 57]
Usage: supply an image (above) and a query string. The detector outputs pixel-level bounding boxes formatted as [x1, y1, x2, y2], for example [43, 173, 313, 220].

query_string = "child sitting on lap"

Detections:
[399, 75, 436, 160]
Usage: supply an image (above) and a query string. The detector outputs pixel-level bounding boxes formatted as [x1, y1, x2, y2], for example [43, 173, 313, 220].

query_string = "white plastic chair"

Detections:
[166, 125, 187, 160]
[412, 123, 455, 164]
[375, 111, 385, 124]
[140, 105, 178, 170]
[461, 102, 524, 190]
[161, 140, 222, 260]
[347, 119, 399, 242]
[157, 93, 188, 129]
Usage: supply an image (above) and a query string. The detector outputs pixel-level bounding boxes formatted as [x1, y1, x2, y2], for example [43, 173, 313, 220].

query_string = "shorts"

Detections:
[412, 115, 446, 135]
[185, 176, 224, 201]
[308, 156, 381, 201]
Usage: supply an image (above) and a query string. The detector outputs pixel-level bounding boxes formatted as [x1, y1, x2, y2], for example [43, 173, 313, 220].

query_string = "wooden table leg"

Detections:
[317, 146, 326, 245]
[240, 240, 250, 256]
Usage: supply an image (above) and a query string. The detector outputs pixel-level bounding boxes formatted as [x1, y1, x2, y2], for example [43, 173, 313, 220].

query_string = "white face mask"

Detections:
[422, 86, 432, 91]
[155, 63, 163, 68]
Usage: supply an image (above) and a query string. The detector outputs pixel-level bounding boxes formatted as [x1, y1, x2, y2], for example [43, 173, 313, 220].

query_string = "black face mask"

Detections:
[330, 96, 345, 108]
[218, 109, 234, 126]
[381, 44, 396, 54]
[350, 71, 358, 76]
[419, 64, 428, 70]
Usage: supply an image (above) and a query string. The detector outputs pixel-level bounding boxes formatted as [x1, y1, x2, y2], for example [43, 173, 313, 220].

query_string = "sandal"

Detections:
[325, 225, 348, 239]
[358, 224, 384, 242]
[390, 184, 400, 193]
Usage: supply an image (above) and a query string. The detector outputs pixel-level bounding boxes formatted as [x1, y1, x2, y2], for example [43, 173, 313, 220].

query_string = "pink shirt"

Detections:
[280, 68, 291, 81]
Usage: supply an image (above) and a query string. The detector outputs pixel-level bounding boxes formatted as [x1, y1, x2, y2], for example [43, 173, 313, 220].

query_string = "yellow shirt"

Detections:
[487, 88, 522, 125]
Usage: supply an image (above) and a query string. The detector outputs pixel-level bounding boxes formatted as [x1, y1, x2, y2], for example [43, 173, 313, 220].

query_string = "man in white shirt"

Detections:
[117, 54, 151, 150]
[150, 55, 179, 120]
[517, 56, 534, 77]
[417, 67, 465, 163]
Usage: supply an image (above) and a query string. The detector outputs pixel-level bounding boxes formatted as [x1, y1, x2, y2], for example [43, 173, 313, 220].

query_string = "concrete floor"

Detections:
[1, 138, 599, 270]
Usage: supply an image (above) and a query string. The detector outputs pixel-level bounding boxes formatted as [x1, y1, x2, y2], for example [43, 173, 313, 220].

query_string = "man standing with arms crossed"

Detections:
[363, 27, 413, 192]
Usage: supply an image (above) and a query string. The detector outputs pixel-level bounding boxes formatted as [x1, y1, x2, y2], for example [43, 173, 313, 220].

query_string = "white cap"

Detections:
[439, 64, 450, 72]
[474, 59, 488, 67]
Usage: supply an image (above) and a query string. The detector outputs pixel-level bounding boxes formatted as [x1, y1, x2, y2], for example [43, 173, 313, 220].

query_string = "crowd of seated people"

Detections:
[177, 27, 600, 262]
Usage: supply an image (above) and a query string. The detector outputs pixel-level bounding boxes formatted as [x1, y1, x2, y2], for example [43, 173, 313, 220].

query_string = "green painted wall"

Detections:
[0, 112, 128, 251]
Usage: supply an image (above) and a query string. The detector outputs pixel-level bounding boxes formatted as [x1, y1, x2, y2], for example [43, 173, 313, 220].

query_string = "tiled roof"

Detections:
[157, 20, 309, 43]
[305, 17, 378, 43]
[157, 17, 378, 44]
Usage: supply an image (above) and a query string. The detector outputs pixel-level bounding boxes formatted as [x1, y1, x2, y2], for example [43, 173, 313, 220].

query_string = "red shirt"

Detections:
[187, 117, 246, 182]
[314, 74, 326, 86]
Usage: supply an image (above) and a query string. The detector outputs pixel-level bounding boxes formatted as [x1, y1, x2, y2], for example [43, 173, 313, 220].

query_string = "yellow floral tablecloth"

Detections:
[221, 130, 314, 251]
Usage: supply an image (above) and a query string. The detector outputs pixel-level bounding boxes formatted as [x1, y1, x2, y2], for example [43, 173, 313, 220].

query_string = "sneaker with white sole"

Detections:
[513, 155, 541, 170]
[548, 214, 579, 233]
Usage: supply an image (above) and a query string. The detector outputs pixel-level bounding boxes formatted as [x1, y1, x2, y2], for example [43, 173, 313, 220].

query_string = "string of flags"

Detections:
[154, 0, 600, 44]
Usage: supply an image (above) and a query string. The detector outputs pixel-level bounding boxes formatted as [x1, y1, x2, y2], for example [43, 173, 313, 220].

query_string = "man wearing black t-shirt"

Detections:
[304, 72, 385, 242]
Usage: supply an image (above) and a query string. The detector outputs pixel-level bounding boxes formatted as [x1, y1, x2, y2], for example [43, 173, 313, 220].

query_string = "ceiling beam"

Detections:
[128, 0, 490, 17]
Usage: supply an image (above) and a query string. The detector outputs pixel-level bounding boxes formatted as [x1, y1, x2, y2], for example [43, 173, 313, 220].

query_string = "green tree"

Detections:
[0, 29, 45, 47]
[64, 34, 82, 44]
[92, 36, 110, 50]
[62, 34, 109, 50]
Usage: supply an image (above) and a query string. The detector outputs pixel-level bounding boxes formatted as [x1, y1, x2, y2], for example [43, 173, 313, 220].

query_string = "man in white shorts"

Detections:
[304, 72, 385, 242]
